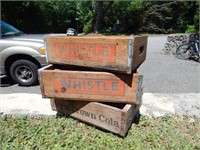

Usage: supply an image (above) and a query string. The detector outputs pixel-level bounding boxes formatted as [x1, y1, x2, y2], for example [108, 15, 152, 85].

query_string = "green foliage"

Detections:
[77, 1, 94, 24]
[141, 1, 183, 34]
[0, 115, 199, 149]
[185, 25, 197, 33]
[1, 1, 77, 33]
[83, 19, 93, 34]
[1, 0, 199, 34]
[193, 2, 199, 32]
[179, 1, 199, 33]
[107, 1, 145, 33]
[36, 1, 77, 33]
[127, 0, 143, 12]
[77, 1, 95, 33]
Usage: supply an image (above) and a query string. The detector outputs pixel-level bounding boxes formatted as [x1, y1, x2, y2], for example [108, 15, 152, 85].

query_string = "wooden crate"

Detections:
[50, 98, 142, 137]
[45, 35, 147, 74]
[39, 65, 143, 104]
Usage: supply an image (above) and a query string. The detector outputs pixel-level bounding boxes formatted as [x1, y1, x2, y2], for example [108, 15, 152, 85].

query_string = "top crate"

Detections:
[45, 35, 147, 74]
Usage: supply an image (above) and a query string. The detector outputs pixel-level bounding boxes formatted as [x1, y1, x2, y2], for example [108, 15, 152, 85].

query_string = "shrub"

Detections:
[83, 19, 93, 34]
[185, 25, 196, 33]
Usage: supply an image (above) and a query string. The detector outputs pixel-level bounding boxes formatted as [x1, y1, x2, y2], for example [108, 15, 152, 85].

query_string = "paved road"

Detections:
[1, 35, 200, 117]
[139, 52, 200, 93]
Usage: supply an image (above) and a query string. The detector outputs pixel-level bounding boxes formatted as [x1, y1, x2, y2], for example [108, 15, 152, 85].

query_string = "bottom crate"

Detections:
[50, 99, 142, 137]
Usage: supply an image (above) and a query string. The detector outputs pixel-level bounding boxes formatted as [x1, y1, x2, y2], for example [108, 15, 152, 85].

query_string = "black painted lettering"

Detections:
[114, 121, 119, 128]
[77, 45, 81, 55]
[63, 104, 78, 113]
[99, 115, 105, 122]
[76, 109, 80, 114]
[59, 80, 66, 92]
[102, 45, 110, 58]
[105, 118, 111, 124]
[60, 80, 71, 89]
[84, 111, 90, 117]
[112, 82, 119, 92]
[85, 46, 93, 57]
[79, 110, 84, 115]
[98, 115, 119, 128]
[91, 113, 96, 119]
[95, 81, 101, 90]
[83, 80, 85, 90]
[88, 81, 93, 90]
[61, 45, 68, 54]
[88, 46, 92, 57]
[73, 80, 81, 90]
[59, 79, 65, 88]
[95, 46, 101, 57]
[103, 82, 109, 91]
[76, 109, 97, 120]
[70, 45, 76, 55]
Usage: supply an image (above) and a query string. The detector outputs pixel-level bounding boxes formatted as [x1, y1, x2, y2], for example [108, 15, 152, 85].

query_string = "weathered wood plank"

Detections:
[39, 65, 143, 104]
[50, 97, 142, 137]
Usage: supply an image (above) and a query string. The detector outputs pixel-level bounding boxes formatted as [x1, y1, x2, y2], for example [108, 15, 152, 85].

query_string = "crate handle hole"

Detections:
[139, 46, 144, 55]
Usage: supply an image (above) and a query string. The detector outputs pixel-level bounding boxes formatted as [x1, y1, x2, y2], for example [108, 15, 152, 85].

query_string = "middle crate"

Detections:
[39, 64, 143, 104]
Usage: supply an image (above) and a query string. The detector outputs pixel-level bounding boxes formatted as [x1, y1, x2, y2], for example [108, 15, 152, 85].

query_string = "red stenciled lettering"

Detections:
[54, 77, 124, 96]
[54, 43, 116, 63]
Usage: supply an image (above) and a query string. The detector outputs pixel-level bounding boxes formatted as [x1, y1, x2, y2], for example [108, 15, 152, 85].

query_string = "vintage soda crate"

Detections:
[50, 97, 142, 137]
[45, 35, 147, 74]
[39, 64, 143, 104]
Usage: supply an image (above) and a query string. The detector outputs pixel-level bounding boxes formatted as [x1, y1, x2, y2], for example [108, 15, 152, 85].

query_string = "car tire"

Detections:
[9, 60, 39, 86]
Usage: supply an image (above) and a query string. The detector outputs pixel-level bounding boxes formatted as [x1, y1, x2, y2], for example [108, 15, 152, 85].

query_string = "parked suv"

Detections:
[0, 20, 47, 86]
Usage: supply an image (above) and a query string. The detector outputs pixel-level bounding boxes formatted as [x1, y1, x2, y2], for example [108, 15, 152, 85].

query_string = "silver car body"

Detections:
[0, 34, 47, 75]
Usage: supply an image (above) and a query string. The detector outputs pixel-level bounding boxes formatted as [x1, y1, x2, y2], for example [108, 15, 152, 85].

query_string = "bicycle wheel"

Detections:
[176, 44, 193, 60]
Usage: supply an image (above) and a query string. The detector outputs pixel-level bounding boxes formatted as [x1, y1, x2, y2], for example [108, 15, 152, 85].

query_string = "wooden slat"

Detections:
[50, 97, 142, 137]
[39, 65, 143, 104]
[45, 35, 147, 74]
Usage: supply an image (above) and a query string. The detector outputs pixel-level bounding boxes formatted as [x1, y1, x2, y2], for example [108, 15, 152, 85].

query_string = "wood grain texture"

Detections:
[46, 35, 147, 74]
[50, 98, 142, 137]
[132, 36, 148, 72]
[39, 65, 143, 104]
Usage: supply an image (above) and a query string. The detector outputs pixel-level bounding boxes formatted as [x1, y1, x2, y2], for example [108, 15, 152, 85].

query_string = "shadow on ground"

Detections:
[0, 77, 15, 87]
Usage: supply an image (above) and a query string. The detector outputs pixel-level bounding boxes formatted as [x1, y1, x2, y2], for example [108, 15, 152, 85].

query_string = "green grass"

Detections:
[0, 115, 199, 150]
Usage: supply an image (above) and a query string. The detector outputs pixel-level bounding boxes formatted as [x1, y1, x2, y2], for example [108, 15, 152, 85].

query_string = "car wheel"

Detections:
[9, 60, 39, 86]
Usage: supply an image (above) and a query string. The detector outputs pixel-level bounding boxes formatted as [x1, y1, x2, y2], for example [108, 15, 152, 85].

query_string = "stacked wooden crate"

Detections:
[38, 35, 148, 136]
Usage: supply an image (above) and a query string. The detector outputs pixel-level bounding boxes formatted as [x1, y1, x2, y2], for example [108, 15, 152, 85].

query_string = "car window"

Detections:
[0, 20, 22, 37]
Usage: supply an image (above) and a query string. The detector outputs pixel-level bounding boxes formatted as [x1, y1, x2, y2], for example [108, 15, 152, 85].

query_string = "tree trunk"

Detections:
[94, 1, 103, 33]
